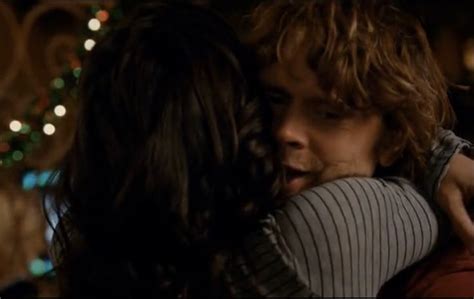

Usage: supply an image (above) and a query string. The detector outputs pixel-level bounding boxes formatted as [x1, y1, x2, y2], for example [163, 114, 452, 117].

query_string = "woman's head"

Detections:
[53, 2, 279, 297]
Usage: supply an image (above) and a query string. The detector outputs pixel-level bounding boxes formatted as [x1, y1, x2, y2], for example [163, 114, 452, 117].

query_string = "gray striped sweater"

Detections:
[225, 130, 473, 297]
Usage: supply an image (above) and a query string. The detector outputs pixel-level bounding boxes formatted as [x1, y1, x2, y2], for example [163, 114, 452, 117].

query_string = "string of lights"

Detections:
[0, 4, 122, 169]
[2, 4, 124, 284]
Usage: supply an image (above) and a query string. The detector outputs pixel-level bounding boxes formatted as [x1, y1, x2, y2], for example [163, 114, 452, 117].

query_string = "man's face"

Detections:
[260, 48, 385, 197]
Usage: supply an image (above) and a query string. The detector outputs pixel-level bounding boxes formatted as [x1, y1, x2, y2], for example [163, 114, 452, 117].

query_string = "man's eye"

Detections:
[265, 93, 288, 105]
[321, 111, 342, 119]
[311, 109, 344, 121]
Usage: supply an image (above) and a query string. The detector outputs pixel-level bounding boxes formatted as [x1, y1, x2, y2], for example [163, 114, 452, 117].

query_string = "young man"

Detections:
[48, 1, 472, 298]
[229, 0, 474, 296]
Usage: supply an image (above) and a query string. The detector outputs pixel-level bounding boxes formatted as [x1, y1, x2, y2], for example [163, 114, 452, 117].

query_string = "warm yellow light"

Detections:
[84, 39, 96, 51]
[96, 10, 109, 23]
[88, 18, 101, 31]
[54, 105, 67, 117]
[43, 123, 56, 136]
[464, 39, 474, 72]
[9, 120, 22, 132]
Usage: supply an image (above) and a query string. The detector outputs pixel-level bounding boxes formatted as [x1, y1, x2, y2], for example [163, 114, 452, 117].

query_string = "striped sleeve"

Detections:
[225, 177, 438, 297]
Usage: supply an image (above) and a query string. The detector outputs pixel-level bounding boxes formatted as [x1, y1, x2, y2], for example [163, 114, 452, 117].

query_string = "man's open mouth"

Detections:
[281, 166, 315, 196]
[284, 166, 310, 182]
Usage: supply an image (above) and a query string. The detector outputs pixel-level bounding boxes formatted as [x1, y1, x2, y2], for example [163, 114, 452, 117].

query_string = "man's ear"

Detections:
[377, 130, 405, 167]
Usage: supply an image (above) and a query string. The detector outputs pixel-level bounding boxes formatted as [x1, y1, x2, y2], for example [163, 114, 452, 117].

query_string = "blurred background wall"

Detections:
[0, 1, 114, 296]
[0, 0, 472, 296]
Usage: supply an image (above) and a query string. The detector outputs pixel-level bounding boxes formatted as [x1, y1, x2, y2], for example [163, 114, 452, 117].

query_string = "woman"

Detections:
[50, 1, 472, 298]
[52, 2, 280, 297]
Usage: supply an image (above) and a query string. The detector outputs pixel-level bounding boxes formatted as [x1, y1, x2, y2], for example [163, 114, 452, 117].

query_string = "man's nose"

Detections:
[273, 107, 308, 150]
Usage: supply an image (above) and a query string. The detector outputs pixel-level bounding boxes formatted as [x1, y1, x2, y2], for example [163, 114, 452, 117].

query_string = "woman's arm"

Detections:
[224, 130, 473, 297]
[226, 177, 437, 297]
[274, 177, 437, 297]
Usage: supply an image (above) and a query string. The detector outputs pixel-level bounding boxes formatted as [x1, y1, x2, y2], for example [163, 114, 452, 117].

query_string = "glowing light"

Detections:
[52, 77, 65, 89]
[20, 124, 31, 134]
[96, 10, 109, 22]
[12, 151, 24, 161]
[464, 39, 474, 72]
[22, 172, 37, 190]
[45, 259, 54, 272]
[88, 18, 101, 31]
[54, 105, 67, 117]
[73, 67, 82, 78]
[29, 258, 46, 277]
[43, 123, 56, 135]
[37, 171, 53, 187]
[9, 120, 22, 132]
[84, 39, 96, 51]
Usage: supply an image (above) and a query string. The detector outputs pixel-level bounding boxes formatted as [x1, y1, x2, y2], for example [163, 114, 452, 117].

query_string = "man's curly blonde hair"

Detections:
[245, 0, 454, 180]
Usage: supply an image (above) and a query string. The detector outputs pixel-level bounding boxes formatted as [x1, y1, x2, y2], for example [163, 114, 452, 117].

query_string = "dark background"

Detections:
[0, 0, 472, 296]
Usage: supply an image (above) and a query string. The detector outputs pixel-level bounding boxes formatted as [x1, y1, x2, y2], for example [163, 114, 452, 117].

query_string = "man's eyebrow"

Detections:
[301, 96, 350, 113]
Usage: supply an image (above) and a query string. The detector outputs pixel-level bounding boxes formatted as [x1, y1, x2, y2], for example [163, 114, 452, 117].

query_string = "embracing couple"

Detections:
[51, 1, 474, 298]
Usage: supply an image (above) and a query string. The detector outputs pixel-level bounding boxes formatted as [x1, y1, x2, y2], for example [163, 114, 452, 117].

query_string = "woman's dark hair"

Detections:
[50, 2, 280, 298]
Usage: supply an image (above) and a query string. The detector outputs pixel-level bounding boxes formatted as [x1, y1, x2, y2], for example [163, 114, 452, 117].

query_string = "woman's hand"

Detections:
[438, 153, 474, 253]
